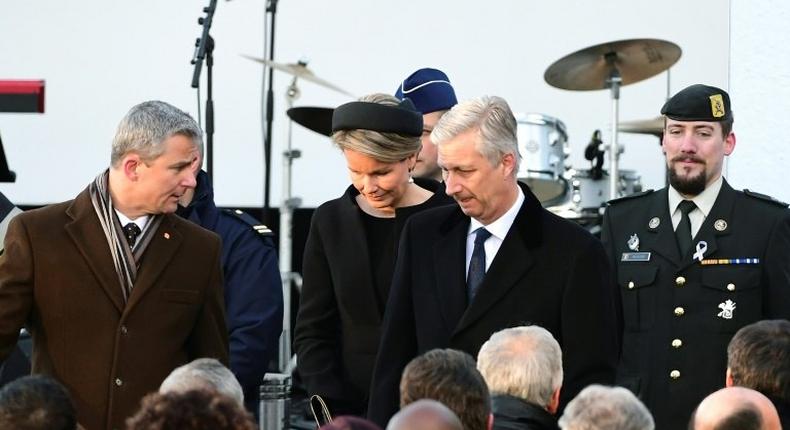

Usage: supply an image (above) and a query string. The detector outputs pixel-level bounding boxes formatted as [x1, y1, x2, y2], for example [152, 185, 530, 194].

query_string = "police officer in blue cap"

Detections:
[395, 68, 458, 182]
[601, 84, 790, 429]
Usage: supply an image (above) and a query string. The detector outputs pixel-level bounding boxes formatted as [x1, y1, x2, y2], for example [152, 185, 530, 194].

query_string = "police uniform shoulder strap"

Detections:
[222, 208, 275, 237]
[743, 189, 789, 208]
[606, 189, 655, 206]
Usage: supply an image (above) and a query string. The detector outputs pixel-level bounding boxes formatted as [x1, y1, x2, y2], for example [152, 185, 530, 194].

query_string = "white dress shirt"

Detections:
[465, 187, 525, 279]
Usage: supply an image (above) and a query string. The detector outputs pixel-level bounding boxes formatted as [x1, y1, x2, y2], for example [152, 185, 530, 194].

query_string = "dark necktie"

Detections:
[123, 222, 142, 248]
[467, 227, 492, 302]
[675, 200, 697, 257]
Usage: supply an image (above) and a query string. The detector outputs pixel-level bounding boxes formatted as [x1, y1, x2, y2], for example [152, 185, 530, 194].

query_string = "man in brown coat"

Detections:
[0, 100, 229, 430]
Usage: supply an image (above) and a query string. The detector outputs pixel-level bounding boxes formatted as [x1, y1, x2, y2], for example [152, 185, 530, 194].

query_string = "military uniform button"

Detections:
[674, 307, 685, 316]
[727, 283, 735, 291]
[120, 325, 128, 335]
[675, 276, 686, 287]
[671, 339, 683, 348]
[670, 370, 681, 379]
[115, 378, 123, 387]
[628, 281, 635, 289]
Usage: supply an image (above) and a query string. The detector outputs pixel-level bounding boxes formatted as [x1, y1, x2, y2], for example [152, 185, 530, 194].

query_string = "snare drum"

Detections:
[515, 113, 569, 203]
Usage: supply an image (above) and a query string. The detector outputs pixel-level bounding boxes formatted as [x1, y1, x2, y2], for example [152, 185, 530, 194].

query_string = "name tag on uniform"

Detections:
[621, 252, 651, 262]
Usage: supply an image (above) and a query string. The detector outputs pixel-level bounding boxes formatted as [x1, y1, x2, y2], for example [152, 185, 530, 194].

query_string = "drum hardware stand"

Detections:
[604, 53, 623, 200]
[278, 73, 305, 374]
[190, 0, 218, 181]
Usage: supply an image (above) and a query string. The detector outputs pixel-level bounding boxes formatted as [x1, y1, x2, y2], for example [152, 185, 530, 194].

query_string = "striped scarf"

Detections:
[88, 170, 162, 302]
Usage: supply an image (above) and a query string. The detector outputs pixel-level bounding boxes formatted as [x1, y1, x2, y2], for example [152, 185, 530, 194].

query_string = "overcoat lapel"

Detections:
[125, 215, 183, 312]
[64, 189, 125, 313]
[433, 208, 469, 333]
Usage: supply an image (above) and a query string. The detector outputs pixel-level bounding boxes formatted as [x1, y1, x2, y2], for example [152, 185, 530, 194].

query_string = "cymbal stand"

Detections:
[278, 74, 303, 374]
[604, 53, 623, 200]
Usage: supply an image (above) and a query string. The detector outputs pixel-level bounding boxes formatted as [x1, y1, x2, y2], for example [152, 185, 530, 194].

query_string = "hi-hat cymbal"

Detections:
[544, 39, 682, 91]
[242, 55, 355, 98]
[619, 116, 665, 136]
[287, 106, 334, 137]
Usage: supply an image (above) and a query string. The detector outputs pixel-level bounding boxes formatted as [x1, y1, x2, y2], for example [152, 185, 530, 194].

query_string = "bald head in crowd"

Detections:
[558, 385, 653, 430]
[691, 387, 780, 430]
[387, 399, 463, 430]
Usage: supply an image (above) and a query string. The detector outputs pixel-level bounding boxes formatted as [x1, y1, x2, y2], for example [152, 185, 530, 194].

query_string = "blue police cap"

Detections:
[394, 68, 458, 114]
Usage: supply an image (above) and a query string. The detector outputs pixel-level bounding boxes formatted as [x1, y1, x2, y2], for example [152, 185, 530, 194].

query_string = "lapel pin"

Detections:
[714, 219, 728, 232]
[164, 232, 171, 240]
[717, 299, 736, 319]
[648, 217, 660, 229]
[627, 234, 640, 251]
[693, 241, 708, 262]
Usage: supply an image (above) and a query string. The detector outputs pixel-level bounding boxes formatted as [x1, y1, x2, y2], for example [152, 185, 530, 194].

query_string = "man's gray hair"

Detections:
[159, 358, 243, 407]
[477, 325, 562, 408]
[430, 95, 521, 175]
[558, 385, 654, 430]
[111, 100, 203, 167]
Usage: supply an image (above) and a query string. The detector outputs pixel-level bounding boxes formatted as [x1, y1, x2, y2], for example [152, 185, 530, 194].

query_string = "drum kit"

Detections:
[523, 38, 682, 228]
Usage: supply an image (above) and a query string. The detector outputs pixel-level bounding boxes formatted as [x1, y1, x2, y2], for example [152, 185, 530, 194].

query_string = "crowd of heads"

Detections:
[1, 318, 785, 429]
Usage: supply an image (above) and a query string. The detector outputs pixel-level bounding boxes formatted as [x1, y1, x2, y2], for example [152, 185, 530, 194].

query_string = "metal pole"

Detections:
[278, 78, 302, 373]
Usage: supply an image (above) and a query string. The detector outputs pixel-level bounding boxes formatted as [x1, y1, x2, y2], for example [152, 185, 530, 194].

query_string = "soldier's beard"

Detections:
[668, 157, 707, 196]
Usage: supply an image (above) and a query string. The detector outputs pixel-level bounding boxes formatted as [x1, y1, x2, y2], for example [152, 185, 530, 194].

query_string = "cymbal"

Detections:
[242, 55, 355, 98]
[287, 106, 334, 137]
[544, 39, 682, 91]
[619, 116, 665, 136]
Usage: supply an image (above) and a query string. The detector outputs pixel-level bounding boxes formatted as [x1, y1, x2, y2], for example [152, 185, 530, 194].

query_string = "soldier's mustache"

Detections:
[671, 155, 705, 164]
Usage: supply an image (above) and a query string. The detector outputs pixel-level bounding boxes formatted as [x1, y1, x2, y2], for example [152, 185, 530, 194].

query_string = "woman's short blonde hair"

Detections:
[332, 93, 422, 163]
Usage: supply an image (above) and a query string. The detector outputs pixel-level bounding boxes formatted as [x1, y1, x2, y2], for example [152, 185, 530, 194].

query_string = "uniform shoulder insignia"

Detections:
[222, 209, 275, 237]
[743, 189, 789, 208]
[606, 189, 655, 205]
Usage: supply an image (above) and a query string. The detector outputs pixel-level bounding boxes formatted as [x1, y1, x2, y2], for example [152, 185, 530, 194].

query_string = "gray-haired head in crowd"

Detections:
[558, 385, 654, 430]
[477, 325, 563, 413]
[159, 358, 244, 407]
[111, 100, 204, 167]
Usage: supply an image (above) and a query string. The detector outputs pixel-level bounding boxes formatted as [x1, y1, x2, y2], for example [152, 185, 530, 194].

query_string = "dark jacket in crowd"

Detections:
[491, 394, 559, 430]
[177, 170, 284, 413]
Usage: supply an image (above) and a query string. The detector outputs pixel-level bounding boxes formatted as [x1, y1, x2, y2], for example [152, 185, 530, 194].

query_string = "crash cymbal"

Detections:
[242, 55, 355, 98]
[287, 106, 334, 137]
[619, 116, 665, 136]
[544, 39, 681, 91]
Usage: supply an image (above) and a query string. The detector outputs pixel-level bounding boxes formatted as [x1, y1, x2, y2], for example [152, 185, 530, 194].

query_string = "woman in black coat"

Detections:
[294, 93, 452, 415]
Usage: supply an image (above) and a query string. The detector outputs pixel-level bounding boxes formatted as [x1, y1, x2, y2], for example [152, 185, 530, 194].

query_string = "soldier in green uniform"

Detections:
[601, 84, 790, 429]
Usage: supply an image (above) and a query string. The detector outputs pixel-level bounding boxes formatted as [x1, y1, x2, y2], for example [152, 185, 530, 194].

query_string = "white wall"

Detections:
[0, 0, 730, 208]
[729, 0, 790, 202]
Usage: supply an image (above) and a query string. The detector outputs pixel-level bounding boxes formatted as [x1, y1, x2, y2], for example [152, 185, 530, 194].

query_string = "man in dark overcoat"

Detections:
[368, 96, 619, 426]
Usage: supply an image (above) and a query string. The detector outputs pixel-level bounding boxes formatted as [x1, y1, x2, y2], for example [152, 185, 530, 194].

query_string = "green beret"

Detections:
[661, 84, 732, 122]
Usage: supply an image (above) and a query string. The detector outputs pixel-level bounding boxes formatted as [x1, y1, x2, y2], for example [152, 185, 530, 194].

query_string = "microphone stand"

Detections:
[261, 0, 279, 225]
[191, 0, 218, 182]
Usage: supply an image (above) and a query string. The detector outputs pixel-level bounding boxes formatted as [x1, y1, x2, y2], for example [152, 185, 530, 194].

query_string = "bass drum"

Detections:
[515, 113, 569, 204]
